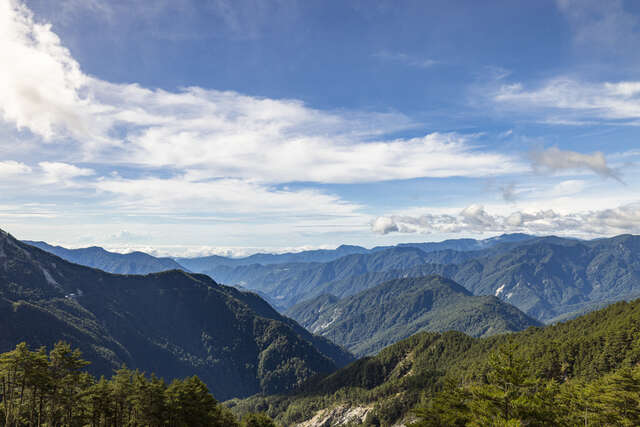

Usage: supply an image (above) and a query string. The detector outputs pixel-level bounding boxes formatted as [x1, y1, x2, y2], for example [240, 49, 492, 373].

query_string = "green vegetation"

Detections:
[0, 341, 281, 426]
[231, 298, 640, 425]
[0, 230, 352, 401]
[410, 346, 640, 426]
[286, 276, 539, 356]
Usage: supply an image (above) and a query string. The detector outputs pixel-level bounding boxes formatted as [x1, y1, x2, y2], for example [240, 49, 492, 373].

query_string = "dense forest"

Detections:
[0, 342, 277, 427]
[231, 298, 640, 426]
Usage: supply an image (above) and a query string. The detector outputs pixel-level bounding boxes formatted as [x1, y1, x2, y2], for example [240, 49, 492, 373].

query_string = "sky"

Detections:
[1, 0, 640, 257]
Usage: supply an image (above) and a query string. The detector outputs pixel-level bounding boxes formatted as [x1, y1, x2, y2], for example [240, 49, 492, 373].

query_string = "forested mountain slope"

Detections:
[0, 230, 353, 400]
[286, 276, 540, 356]
[232, 297, 640, 426]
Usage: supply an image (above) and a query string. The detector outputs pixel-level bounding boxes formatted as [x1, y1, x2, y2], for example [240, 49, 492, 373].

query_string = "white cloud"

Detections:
[371, 216, 399, 235]
[0, 0, 522, 184]
[0, 160, 31, 177]
[372, 202, 640, 237]
[93, 174, 363, 216]
[494, 78, 640, 124]
[39, 161, 94, 184]
[549, 179, 586, 197]
[0, 0, 109, 142]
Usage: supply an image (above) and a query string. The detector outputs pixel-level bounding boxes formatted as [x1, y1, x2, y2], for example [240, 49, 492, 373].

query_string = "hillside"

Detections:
[25, 241, 187, 275]
[203, 247, 460, 310]
[0, 230, 353, 400]
[232, 297, 640, 426]
[231, 234, 640, 322]
[285, 276, 540, 356]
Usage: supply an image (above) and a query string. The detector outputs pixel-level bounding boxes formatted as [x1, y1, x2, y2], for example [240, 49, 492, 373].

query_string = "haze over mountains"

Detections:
[180, 234, 640, 323]
[27, 233, 640, 325]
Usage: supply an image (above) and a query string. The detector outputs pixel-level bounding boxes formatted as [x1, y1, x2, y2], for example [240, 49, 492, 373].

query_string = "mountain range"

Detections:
[27, 233, 640, 324]
[185, 234, 640, 323]
[1, 229, 352, 400]
[285, 276, 540, 356]
[24, 240, 187, 275]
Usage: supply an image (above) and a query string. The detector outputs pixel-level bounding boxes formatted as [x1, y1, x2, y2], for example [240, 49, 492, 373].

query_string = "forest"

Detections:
[0, 342, 276, 427]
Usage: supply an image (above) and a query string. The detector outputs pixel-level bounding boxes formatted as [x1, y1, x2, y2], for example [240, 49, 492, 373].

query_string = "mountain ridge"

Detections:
[285, 275, 540, 356]
[1, 229, 353, 400]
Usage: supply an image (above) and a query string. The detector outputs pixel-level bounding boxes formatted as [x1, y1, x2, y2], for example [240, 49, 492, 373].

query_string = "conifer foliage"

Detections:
[0, 341, 276, 426]
[410, 346, 640, 426]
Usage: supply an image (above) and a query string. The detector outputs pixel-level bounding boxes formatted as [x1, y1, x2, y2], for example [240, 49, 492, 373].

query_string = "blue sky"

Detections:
[1, 0, 639, 256]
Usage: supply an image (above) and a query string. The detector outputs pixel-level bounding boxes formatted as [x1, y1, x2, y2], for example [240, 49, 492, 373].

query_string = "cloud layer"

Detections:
[372, 202, 640, 237]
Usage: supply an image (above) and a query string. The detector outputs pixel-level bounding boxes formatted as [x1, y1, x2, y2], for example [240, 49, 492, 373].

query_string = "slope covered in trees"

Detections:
[0, 229, 352, 400]
[231, 297, 640, 426]
[0, 341, 279, 427]
[286, 276, 539, 356]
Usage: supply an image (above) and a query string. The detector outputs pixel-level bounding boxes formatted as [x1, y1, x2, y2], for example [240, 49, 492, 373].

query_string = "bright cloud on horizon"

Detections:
[372, 202, 640, 237]
[0, 0, 639, 251]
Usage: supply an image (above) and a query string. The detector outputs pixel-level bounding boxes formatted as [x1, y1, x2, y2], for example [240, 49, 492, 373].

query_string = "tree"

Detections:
[241, 412, 279, 427]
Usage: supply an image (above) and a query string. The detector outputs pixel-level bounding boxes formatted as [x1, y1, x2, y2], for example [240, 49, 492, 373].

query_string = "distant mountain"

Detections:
[450, 234, 640, 321]
[204, 247, 438, 310]
[285, 276, 539, 356]
[392, 232, 533, 253]
[176, 244, 370, 271]
[177, 234, 533, 273]
[25, 241, 187, 275]
[1, 230, 353, 400]
[299, 235, 640, 322]
[210, 234, 640, 322]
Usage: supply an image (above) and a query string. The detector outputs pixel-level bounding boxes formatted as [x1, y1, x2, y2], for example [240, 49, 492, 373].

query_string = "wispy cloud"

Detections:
[557, 0, 640, 55]
[0, 0, 522, 186]
[373, 51, 439, 69]
[494, 78, 640, 125]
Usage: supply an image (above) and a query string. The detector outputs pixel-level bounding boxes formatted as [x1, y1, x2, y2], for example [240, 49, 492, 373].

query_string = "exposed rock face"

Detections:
[294, 404, 374, 427]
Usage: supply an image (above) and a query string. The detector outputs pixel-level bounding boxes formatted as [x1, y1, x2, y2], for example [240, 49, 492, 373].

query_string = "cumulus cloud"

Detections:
[0, 0, 109, 142]
[371, 216, 399, 234]
[372, 202, 640, 236]
[529, 147, 621, 181]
